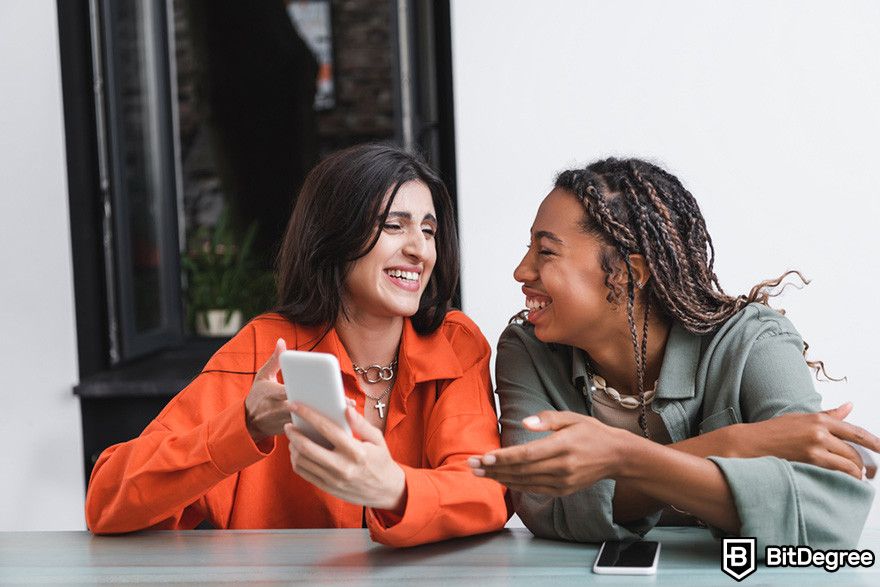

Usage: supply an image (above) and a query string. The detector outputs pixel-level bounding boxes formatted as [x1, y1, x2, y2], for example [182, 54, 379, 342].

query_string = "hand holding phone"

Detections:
[280, 350, 351, 449]
[593, 540, 660, 575]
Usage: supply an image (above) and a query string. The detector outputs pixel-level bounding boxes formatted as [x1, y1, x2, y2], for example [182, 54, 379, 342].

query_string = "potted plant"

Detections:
[182, 211, 274, 337]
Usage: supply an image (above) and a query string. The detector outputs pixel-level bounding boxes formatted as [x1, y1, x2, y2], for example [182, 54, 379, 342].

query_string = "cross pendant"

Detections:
[374, 400, 386, 419]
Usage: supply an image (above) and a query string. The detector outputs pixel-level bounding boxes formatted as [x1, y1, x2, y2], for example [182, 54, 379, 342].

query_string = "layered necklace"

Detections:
[352, 358, 398, 419]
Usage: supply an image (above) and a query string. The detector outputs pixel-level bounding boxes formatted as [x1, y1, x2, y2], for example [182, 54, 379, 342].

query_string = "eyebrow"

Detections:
[387, 211, 438, 224]
[534, 230, 564, 245]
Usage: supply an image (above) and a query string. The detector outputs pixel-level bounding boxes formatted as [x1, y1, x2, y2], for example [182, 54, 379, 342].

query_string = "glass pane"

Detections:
[110, 0, 165, 333]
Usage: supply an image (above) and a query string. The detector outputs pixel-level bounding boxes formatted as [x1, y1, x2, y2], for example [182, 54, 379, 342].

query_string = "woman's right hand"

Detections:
[724, 403, 879, 479]
[244, 338, 292, 443]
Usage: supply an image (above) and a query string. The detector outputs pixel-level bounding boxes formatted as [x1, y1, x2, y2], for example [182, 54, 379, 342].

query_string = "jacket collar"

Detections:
[655, 322, 701, 399]
[569, 321, 701, 400]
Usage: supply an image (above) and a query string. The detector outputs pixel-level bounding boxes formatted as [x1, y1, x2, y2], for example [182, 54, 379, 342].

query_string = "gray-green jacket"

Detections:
[497, 303, 874, 551]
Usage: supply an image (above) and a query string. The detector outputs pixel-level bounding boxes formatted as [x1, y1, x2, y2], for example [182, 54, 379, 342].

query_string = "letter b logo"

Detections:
[722, 537, 756, 581]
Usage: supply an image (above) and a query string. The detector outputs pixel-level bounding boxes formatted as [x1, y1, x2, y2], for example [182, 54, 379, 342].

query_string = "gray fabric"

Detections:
[497, 303, 875, 548]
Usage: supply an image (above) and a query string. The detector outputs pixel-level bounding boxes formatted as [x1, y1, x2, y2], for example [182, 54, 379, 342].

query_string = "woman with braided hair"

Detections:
[468, 157, 877, 550]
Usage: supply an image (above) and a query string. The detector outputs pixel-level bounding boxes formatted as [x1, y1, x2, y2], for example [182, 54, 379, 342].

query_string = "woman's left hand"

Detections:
[284, 402, 407, 514]
[468, 411, 629, 496]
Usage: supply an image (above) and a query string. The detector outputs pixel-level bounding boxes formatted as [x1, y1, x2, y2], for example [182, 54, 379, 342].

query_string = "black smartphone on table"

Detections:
[592, 540, 660, 575]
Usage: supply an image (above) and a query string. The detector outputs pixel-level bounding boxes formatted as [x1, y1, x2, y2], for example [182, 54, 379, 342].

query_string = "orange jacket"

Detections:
[85, 311, 509, 546]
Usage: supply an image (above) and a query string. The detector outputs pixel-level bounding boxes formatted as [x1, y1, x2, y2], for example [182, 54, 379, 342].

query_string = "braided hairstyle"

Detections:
[554, 157, 829, 438]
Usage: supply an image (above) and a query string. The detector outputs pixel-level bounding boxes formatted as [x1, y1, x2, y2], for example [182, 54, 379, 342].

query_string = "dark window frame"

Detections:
[97, 0, 184, 361]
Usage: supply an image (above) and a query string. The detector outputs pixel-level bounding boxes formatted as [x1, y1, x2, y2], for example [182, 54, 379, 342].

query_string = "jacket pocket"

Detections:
[698, 407, 739, 434]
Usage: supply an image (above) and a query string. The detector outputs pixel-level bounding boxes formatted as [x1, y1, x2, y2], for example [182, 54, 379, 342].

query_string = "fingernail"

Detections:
[346, 397, 356, 407]
[289, 402, 299, 412]
[482, 454, 497, 466]
[523, 416, 541, 427]
[467, 457, 481, 468]
[472, 468, 486, 477]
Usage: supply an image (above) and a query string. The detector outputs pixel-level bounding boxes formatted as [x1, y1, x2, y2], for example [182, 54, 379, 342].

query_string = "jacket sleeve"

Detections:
[707, 327, 875, 551]
[495, 325, 654, 542]
[366, 324, 509, 546]
[85, 324, 275, 533]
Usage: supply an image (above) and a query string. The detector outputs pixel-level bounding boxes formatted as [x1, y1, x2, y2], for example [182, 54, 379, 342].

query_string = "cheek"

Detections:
[424, 242, 438, 276]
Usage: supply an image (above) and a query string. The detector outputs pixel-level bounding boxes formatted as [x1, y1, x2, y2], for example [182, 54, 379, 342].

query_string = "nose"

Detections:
[513, 246, 536, 283]
[402, 227, 429, 261]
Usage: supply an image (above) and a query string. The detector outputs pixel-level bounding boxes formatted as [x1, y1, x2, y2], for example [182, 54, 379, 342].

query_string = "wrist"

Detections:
[243, 400, 267, 444]
[717, 424, 741, 458]
[383, 464, 407, 514]
[611, 431, 658, 482]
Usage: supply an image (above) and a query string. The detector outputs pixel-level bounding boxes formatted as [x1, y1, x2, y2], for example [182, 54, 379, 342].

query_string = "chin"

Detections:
[533, 322, 563, 345]
[383, 300, 421, 318]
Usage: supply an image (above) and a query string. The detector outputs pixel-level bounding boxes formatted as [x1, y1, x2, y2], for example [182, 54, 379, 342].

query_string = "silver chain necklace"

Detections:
[352, 357, 398, 419]
[352, 359, 398, 384]
[359, 379, 394, 419]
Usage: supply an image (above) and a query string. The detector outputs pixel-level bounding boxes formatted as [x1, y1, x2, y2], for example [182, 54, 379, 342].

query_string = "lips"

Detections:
[384, 267, 422, 292]
[522, 287, 552, 324]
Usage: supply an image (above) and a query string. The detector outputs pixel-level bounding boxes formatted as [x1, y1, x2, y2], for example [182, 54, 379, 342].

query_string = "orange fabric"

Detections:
[85, 311, 509, 547]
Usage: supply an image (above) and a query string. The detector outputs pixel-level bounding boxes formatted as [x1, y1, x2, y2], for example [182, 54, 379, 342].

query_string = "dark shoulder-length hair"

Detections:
[275, 143, 458, 334]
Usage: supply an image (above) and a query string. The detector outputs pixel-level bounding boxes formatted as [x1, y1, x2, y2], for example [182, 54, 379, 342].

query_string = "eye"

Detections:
[422, 226, 436, 237]
[538, 249, 555, 257]
[382, 222, 403, 232]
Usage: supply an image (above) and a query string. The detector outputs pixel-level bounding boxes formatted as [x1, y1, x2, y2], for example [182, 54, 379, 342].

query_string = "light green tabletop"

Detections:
[1, 527, 877, 585]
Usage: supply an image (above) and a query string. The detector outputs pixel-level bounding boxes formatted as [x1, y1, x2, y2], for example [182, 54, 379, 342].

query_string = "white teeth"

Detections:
[526, 297, 551, 311]
[387, 269, 419, 282]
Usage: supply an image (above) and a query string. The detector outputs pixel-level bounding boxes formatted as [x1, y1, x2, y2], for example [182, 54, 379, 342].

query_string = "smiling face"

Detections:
[342, 180, 438, 322]
[514, 187, 624, 346]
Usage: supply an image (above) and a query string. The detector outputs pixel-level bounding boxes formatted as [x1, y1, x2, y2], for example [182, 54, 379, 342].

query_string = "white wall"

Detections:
[0, 0, 85, 529]
[452, 0, 880, 528]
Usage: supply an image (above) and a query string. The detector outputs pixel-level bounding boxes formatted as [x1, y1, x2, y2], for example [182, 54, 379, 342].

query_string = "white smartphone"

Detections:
[592, 540, 660, 575]
[280, 350, 351, 449]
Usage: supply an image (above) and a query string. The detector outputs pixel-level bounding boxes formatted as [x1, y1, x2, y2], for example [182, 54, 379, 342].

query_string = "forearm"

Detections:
[87, 401, 271, 533]
[368, 464, 508, 546]
[615, 437, 741, 533]
[613, 427, 735, 522]
[87, 437, 216, 532]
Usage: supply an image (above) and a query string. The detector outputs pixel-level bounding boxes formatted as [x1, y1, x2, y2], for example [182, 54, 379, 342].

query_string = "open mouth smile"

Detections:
[525, 295, 553, 322]
[385, 268, 421, 292]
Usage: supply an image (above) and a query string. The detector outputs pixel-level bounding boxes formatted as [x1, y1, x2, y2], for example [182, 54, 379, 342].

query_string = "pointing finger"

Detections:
[256, 338, 286, 381]
[523, 411, 587, 432]
[824, 402, 853, 421]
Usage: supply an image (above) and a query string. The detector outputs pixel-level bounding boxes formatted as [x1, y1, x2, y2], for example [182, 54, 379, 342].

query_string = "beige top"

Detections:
[588, 376, 672, 444]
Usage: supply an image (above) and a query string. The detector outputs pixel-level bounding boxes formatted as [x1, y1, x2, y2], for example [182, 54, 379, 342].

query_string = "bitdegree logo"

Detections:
[766, 545, 875, 572]
[722, 538, 757, 581]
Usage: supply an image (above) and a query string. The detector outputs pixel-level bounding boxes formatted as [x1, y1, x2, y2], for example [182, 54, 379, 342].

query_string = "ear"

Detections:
[627, 254, 651, 290]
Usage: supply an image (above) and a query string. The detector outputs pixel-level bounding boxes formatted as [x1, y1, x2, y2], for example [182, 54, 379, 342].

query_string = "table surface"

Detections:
[1, 527, 877, 585]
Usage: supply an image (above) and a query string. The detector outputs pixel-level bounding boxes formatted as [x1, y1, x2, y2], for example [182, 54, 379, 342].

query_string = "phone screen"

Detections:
[595, 540, 659, 568]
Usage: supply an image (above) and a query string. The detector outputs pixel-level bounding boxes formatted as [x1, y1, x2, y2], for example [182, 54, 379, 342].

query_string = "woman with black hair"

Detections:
[86, 144, 508, 547]
[469, 158, 877, 551]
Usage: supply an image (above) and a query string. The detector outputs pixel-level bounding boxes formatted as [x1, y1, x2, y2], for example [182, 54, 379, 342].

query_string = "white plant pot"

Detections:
[195, 309, 243, 337]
